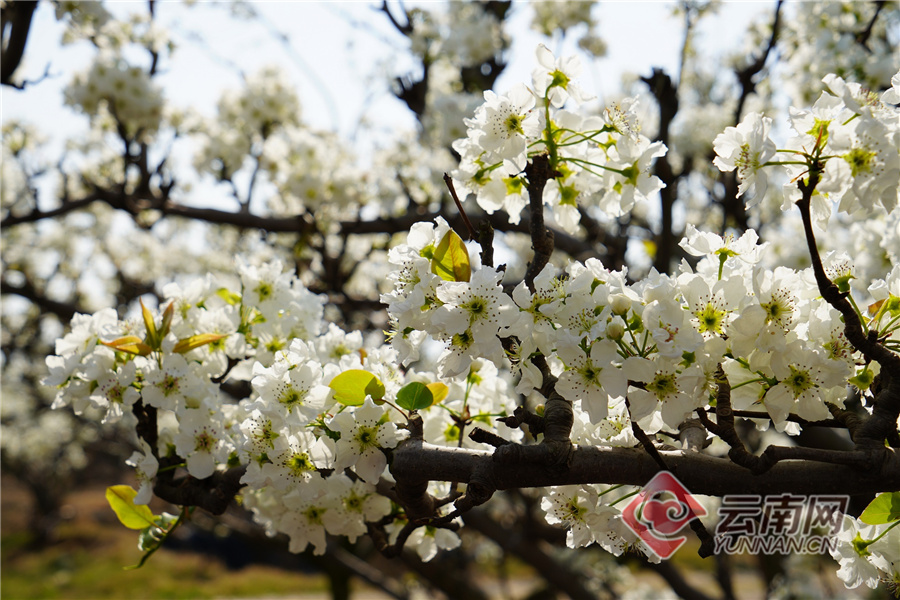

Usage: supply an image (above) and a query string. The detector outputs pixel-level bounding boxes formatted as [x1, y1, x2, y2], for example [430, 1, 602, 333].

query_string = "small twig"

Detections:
[704, 407, 843, 428]
[696, 367, 769, 473]
[443, 173, 476, 240]
[497, 405, 545, 435]
[733, 0, 783, 123]
[468, 427, 510, 448]
[796, 180, 900, 447]
[759, 445, 874, 470]
[629, 413, 669, 472]
[378, 520, 418, 557]
[379, 0, 413, 35]
[630, 405, 714, 557]
[856, 0, 886, 51]
[477, 221, 495, 269]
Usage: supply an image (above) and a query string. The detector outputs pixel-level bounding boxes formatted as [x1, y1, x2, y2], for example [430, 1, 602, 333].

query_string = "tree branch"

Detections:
[0, 278, 81, 322]
[795, 180, 900, 447]
[1, 0, 38, 88]
[390, 441, 900, 499]
[523, 155, 559, 293]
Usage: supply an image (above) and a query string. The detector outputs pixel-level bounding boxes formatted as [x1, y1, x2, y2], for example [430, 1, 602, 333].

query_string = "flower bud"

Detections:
[607, 316, 626, 340]
[609, 294, 631, 316]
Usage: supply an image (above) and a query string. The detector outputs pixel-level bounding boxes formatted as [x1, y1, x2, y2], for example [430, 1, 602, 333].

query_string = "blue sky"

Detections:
[3, 1, 774, 145]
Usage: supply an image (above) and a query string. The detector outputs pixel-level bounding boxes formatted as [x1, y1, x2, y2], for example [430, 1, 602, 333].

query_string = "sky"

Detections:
[3, 1, 776, 150]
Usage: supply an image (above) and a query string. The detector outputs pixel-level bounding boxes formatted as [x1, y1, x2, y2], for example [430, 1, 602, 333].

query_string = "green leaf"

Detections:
[426, 382, 449, 405]
[396, 382, 434, 411]
[430, 229, 471, 282]
[173, 333, 228, 354]
[860, 491, 900, 525]
[329, 370, 385, 406]
[106, 485, 156, 530]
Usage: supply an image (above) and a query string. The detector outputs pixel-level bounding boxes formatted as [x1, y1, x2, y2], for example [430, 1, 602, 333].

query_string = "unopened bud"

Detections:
[607, 316, 626, 340]
[609, 294, 631, 316]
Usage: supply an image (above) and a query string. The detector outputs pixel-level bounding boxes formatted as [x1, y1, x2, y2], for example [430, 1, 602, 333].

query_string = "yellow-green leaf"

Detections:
[106, 485, 156, 530]
[860, 491, 900, 525]
[216, 288, 242, 306]
[430, 229, 471, 282]
[173, 333, 228, 354]
[159, 302, 175, 339]
[140, 298, 158, 348]
[426, 382, 449, 405]
[100, 336, 153, 356]
[329, 370, 385, 406]
[868, 299, 884, 315]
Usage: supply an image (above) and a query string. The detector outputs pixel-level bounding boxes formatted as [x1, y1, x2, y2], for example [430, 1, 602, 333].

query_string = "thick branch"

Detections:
[733, 0, 783, 123]
[390, 441, 900, 498]
[1, 195, 102, 228]
[152, 465, 246, 515]
[641, 68, 679, 274]
[523, 155, 559, 293]
[1, 0, 38, 88]
[493, 354, 573, 470]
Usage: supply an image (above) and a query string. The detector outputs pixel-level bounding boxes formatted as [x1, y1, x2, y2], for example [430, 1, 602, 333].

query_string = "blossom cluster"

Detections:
[530, 1, 606, 58]
[64, 54, 164, 138]
[777, 2, 898, 106]
[193, 66, 302, 180]
[44, 259, 477, 558]
[383, 218, 895, 438]
[451, 45, 665, 234]
[38, 36, 900, 588]
[406, 3, 506, 70]
[713, 71, 900, 220]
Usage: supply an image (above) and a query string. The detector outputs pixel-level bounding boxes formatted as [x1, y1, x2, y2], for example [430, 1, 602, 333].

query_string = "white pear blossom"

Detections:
[541, 484, 610, 548]
[405, 523, 462, 562]
[328, 398, 404, 484]
[462, 83, 541, 173]
[830, 515, 890, 590]
[532, 43, 594, 107]
[172, 407, 230, 479]
[713, 112, 777, 204]
[556, 337, 626, 423]
[126, 439, 159, 505]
